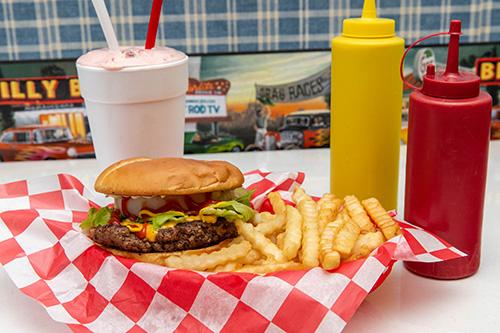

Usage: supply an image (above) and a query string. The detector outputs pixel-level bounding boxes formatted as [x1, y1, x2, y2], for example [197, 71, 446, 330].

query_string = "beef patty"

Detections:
[88, 219, 238, 253]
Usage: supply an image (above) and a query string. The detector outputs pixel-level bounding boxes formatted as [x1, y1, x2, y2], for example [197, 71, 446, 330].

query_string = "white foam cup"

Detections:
[76, 52, 188, 169]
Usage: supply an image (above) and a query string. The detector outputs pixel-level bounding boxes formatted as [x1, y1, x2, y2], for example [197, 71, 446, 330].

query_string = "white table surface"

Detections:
[1, 143, 499, 333]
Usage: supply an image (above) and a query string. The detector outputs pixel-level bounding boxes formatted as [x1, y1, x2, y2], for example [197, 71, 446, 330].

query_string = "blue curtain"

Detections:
[0, 0, 498, 60]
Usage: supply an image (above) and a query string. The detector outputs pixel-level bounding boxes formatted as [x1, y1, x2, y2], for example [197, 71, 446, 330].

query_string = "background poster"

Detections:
[0, 43, 498, 162]
[196, 51, 331, 152]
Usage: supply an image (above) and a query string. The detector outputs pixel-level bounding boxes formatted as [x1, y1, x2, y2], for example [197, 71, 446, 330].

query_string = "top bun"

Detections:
[95, 157, 244, 196]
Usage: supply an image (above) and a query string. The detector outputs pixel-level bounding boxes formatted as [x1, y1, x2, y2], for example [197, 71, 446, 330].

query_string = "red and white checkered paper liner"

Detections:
[0, 171, 466, 333]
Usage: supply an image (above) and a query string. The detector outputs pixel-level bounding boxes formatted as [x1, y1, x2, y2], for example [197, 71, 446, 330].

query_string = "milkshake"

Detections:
[76, 46, 188, 168]
[77, 46, 186, 70]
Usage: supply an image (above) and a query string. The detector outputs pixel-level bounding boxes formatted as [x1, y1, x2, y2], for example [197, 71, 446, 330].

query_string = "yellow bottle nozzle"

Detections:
[341, 0, 395, 38]
[362, 0, 377, 19]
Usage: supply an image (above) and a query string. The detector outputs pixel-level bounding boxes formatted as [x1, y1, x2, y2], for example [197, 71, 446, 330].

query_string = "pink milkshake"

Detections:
[76, 47, 188, 168]
[77, 46, 185, 70]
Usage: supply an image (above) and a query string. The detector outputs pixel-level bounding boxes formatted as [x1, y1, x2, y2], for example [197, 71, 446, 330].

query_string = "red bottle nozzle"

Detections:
[422, 19, 479, 98]
[444, 20, 462, 75]
[400, 19, 480, 98]
[449, 20, 461, 33]
[399, 29, 450, 91]
[426, 64, 435, 77]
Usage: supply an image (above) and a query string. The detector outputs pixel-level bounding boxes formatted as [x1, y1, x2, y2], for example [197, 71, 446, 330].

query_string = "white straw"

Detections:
[91, 0, 120, 51]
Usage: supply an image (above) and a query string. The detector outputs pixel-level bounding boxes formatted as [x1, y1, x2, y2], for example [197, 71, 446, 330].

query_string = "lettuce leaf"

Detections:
[233, 187, 255, 206]
[150, 211, 187, 230]
[80, 207, 112, 230]
[200, 200, 254, 222]
[211, 187, 255, 205]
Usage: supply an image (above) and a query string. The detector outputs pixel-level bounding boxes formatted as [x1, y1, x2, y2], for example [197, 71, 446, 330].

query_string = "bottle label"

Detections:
[413, 48, 436, 81]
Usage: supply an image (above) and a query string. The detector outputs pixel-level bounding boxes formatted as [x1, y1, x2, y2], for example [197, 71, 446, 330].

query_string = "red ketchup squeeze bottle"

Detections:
[403, 20, 492, 279]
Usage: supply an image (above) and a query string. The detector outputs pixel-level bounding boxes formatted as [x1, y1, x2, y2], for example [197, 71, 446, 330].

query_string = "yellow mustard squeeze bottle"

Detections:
[331, 0, 404, 210]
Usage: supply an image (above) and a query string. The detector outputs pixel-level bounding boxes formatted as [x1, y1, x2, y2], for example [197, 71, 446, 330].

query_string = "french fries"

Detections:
[317, 194, 343, 233]
[151, 186, 400, 275]
[269, 192, 287, 216]
[236, 262, 305, 274]
[214, 262, 242, 272]
[256, 192, 287, 235]
[292, 187, 308, 204]
[333, 216, 361, 259]
[344, 195, 376, 232]
[347, 231, 385, 261]
[319, 215, 345, 269]
[276, 232, 285, 249]
[165, 239, 251, 271]
[252, 211, 275, 225]
[282, 205, 302, 260]
[210, 248, 261, 272]
[235, 219, 287, 263]
[295, 192, 320, 267]
[362, 198, 401, 240]
[322, 252, 341, 271]
[241, 249, 262, 264]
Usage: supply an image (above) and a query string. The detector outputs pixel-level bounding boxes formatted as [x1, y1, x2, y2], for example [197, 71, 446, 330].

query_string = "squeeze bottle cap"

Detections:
[342, 0, 395, 38]
[421, 20, 480, 99]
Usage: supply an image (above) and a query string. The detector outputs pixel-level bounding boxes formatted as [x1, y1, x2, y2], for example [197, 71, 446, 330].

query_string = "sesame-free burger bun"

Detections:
[94, 157, 244, 196]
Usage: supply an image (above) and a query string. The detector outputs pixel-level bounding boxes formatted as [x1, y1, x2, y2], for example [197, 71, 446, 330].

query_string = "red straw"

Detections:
[145, 0, 163, 49]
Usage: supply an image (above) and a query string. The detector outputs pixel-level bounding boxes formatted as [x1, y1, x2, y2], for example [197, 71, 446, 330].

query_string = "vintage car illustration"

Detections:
[184, 131, 245, 154]
[0, 125, 95, 161]
[277, 109, 330, 149]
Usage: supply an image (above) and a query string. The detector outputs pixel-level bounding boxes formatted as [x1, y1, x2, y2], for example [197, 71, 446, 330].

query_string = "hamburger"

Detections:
[81, 157, 254, 255]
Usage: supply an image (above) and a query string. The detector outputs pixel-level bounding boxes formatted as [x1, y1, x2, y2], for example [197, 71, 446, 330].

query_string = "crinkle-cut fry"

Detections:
[252, 259, 268, 265]
[256, 192, 287, 235]
[252, 211, 275, 225]
[344, 195, 376, 232]
[297, 248, 303, 263]
[362, 198, 401, 240]
[318, 194, 343, 233]
[318, 193, 337, 203]
[322, 252, 341, 270]
[269, 191, 287, 215]
[276, 232, 285, 249]
[347, 231, 385, 261]
[268, 233, 278, 244]
[235, 219, 287, 263]
[282, 205, 302, 260]
[319, 215, 346, 269]
[297, 198, 320, 267]
[255, 259, 278, 265]
[211, 250, 261, 271]
[213, 262, 242, 272]
[165, 239, 252, 271]
[338, 209, 349, 220]
[292, 187, 309, 204]
[237, 249, 261, 265]
[236, 262, 305, 274]
[333, 218, 361, 259]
